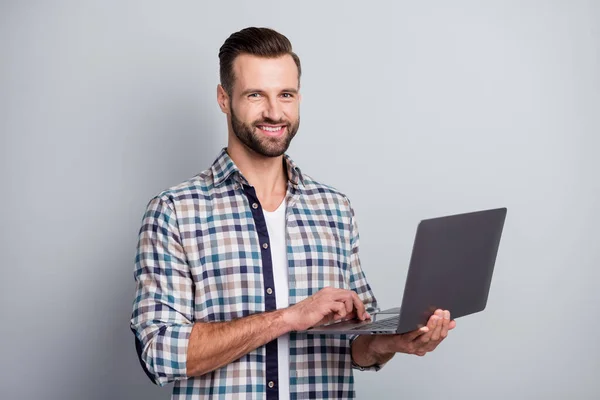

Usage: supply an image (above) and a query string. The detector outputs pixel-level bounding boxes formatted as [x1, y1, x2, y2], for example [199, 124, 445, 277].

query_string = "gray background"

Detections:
[1, 1, 599, 399]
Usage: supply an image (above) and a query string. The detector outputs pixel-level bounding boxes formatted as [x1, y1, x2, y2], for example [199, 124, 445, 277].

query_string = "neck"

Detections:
[227, 135, 288, 203]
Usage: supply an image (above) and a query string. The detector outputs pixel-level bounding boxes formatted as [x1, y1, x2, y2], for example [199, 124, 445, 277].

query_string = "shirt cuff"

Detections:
[140, 323, 195, 386]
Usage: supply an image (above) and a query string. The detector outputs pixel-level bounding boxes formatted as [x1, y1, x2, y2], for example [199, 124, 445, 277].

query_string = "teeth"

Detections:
[261, 126, 282, 132]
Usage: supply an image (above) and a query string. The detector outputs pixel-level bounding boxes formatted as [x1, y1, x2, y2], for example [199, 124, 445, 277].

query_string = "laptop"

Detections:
[302, 207, 507, 335]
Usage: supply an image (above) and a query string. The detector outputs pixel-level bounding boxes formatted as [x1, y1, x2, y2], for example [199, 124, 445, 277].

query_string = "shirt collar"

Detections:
[211, 147, 305, 189]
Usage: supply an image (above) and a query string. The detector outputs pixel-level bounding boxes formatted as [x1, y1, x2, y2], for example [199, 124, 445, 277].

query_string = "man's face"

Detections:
[228, 54, 300, 157]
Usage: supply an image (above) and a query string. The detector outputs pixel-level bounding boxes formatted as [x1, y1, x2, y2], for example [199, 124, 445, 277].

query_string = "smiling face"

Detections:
[220, 53, 301, 157]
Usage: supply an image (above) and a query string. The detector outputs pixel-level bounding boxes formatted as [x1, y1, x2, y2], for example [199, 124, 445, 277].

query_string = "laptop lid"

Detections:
[395, 207, 507, 333]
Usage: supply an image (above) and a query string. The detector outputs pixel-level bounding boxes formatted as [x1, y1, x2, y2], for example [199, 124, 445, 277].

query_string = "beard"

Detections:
[230, 104, 300, 158]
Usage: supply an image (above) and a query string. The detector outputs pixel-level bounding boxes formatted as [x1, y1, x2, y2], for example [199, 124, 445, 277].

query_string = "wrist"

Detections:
[277, 307, 297, 333]
[351, 335, 390, 370]
[368, 335, 393, 358]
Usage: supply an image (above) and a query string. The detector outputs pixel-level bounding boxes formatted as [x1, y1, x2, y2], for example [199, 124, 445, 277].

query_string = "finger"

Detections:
[440, 310, 451, 339]
[448, 320, 457, 330]
[343, 295, 353, 314]
[342, 310, 358, 321]
[349, 291, 367, 320]
[330, 301, 347, 321]
[430, 316, 443, 341]
[340, 296, 355, 318]
[419, 317, 435, 343]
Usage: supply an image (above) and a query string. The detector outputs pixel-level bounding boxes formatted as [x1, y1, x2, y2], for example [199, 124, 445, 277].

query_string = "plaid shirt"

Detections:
[131, 148, 381, 399]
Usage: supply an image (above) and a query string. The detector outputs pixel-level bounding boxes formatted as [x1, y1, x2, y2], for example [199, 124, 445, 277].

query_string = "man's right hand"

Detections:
[282, 287, 369, 331]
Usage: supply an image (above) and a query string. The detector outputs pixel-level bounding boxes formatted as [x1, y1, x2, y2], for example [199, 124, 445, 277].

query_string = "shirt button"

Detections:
[262, 243, 269, 249]
[268, 381, 275, 388]
[266, 287, 273, 295]
[252, 203, 259, 209]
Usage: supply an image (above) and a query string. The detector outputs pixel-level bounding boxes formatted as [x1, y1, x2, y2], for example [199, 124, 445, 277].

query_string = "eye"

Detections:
[281, 93, 294, 99]
[248, 93, 261, 98]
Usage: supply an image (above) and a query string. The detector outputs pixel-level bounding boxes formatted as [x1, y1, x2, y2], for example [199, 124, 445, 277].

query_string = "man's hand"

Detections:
[351, 309, 456, 368]
[283, 287, 369, 331]
[374, 309, 456, 357]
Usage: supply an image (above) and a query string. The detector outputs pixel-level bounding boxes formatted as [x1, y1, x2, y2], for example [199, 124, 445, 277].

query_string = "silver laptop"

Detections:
[302, 207, 507, 335]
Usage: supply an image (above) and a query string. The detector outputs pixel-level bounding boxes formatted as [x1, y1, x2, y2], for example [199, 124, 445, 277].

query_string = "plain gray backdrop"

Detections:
[1, 1, 599, 399]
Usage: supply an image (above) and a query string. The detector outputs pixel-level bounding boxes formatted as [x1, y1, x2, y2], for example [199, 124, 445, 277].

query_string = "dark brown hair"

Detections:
[218, 27, 301, 96]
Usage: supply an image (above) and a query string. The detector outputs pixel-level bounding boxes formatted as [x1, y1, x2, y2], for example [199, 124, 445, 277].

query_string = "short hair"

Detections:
[218, 27, 302, 96]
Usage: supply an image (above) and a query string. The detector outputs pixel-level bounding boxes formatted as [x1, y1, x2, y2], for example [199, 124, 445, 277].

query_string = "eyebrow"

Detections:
[240, 88, 299, 96]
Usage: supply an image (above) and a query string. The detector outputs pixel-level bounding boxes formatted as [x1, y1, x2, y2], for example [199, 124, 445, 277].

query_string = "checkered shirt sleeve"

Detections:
[347, 203, 386, 372]
[131, 195, 194, 386]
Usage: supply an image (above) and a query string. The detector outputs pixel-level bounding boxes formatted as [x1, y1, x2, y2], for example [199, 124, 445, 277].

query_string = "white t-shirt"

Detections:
[263, 199, 290, 400]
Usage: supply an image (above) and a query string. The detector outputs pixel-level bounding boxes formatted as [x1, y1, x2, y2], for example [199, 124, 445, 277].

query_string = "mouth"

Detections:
[256, 124, 287, 137]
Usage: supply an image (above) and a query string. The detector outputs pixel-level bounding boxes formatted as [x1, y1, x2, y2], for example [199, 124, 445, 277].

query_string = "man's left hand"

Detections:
[371, 309, 456, 357]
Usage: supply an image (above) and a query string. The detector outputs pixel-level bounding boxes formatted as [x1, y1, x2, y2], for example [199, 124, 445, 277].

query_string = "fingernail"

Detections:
[444, 311, 450, 319]
[364, 312, 371, 319]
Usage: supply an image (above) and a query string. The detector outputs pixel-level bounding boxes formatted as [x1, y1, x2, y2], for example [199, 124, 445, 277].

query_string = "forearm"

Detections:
[186, 309, 290, 377]
[351, 335, 395, 368]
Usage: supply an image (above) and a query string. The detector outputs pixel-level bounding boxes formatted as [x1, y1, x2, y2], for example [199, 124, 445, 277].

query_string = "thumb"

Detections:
[405, 326, 429, 341]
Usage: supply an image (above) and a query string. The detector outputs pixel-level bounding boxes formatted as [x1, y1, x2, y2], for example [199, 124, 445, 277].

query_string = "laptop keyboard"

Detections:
[350, 315, 399, 331]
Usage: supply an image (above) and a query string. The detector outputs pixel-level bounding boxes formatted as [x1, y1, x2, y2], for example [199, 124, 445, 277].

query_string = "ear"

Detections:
[217, 84, 230, 114]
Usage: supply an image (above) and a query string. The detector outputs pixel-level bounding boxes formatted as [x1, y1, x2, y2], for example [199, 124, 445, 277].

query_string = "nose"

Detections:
[262, 97, 283, 122]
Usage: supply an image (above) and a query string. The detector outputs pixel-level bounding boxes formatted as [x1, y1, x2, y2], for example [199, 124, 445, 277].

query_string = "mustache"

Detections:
[253, 118, 290, 126]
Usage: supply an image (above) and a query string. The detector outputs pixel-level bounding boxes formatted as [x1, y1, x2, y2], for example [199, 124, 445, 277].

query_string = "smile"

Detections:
[257, 125, 286, 137]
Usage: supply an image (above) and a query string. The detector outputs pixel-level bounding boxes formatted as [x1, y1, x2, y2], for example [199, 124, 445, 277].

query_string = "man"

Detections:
[131, 27, 456, 399]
